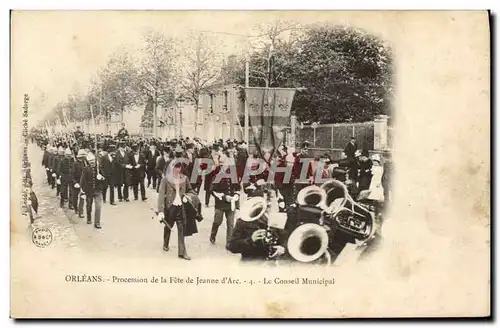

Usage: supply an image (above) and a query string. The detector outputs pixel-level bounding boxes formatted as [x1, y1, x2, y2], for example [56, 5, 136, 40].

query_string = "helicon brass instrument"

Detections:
[320, 179, 376, 242]
[239, 196, 268, 222]
[296, 185, 327, 209]
[286, 223, 329, 263]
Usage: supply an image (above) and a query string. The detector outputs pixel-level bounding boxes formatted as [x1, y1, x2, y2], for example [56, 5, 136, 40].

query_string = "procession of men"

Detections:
[31, 123, 391, 263]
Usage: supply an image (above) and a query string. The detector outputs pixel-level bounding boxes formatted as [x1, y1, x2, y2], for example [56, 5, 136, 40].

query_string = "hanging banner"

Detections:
[244, 87, 296, 152]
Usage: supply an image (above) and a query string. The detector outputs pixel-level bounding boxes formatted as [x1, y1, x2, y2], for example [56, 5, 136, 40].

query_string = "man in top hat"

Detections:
[71, 149, 87, 217]
[184, 141, 200, 192]
[236, 141, 249, 182]
[80, 151, 106, 228]
[115, 141, 129, 202]
[145, 141, 161, 190]
[155, 142, 172, 193]
[344, 137, 358, 159]
[128, 143, 147, 201]
[100, 144, 119, 205]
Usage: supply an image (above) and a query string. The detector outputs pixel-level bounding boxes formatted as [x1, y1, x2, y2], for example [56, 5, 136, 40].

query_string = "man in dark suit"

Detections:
[236, 141, 249, 183]
[80, 151, 106, 228]
[100, 144, 118, 205]
[128, 144, 147, 201]
[145, 141, 161, 189]
[344, 137, 358, 159]
[115, 141, 129, 202]
[184, 142, 200, 192]
[155, 143, 172, 193]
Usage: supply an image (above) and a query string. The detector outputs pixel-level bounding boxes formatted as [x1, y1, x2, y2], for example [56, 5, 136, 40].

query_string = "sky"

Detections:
[10, 11, 396, 125]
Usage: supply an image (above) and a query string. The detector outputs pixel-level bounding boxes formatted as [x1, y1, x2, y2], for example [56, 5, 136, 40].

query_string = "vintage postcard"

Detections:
[10, 10, 490, 318]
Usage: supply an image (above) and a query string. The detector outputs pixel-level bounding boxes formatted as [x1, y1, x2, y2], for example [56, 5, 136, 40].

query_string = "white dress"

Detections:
[368, 165, 384, 201]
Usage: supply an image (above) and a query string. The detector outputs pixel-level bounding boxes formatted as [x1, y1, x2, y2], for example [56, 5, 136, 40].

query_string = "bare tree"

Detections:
[138, 30, 178, 136]
[181, 32, 223, 133]
[248, 18, 302, 87]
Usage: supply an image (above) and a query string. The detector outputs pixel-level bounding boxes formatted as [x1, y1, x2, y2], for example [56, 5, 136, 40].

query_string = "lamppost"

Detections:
[176, 94, 185, 138]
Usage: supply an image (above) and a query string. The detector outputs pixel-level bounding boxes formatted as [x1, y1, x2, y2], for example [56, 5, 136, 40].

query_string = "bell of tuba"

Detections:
[296, 185, 327, 209]
[239, 196, 268, 222]
[287, 223, 329, 263]
[320, 179, 349, 211]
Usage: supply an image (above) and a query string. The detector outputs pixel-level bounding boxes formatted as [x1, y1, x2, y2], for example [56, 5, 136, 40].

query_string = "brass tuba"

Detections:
[296, 185, 327, 209]
[286, 223, 329, 263]
[320, 179, 375, 242]
[239, 196, 268, 222]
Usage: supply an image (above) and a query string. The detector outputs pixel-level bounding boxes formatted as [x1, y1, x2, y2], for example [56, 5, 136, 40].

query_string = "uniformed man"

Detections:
[74, 126, 84, 141]
[54, 147, 65, 196]
[204, 144, 221, 207]
[71, 149, 87, 217]
[79, 151, 106, 228]
[274, 145, 294, 211]
[209, 154, 241, 248]
[117, 123, 129, 139]
[227, 210, 290, 263]
[41, 145, 51, 185]
[58, 148, 74, 208]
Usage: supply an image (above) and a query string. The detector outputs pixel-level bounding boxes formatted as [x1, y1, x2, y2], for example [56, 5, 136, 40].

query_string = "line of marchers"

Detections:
[264, 277, 335, 286]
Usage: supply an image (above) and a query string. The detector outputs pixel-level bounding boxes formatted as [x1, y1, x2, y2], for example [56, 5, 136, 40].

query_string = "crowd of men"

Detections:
[31, 123, 392, 262]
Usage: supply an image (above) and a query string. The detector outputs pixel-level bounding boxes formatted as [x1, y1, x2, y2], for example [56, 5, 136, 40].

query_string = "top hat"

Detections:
[174, 145, 184, 153]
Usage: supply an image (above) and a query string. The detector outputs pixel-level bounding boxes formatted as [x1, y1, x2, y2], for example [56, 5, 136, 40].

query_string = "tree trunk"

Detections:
[194, 99, 199, 133]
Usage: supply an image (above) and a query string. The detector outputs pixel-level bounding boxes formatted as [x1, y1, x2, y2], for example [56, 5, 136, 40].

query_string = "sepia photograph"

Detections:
[10, 10, 490, 318]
